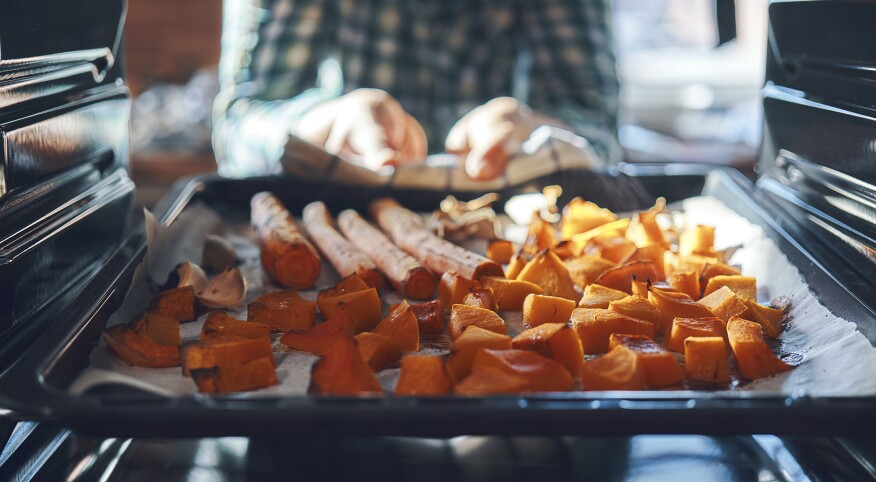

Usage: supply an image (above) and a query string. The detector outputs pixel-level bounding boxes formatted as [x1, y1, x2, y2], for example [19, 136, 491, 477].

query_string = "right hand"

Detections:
[297, 89, 427, 171]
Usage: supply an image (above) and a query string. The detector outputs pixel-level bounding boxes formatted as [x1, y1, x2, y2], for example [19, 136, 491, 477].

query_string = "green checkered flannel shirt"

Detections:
[213, 0, 621, 177]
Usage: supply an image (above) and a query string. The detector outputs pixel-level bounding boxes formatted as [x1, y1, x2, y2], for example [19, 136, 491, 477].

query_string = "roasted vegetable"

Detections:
[395, 355, 454, 395]
[251, 191, 321, 289]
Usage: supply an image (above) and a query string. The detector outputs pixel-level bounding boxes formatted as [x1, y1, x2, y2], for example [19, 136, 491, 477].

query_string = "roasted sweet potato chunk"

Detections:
[608, 295, 663, 331]
[149, 286, 196, 322]
[569, 219, 630, 253]
[486, 239, 516, 264]
[571, 308, 655, 354]
[608, 334, 683, 388]
[665, 317, 727, 353]
[583, 236, 637, 264]
[623, 245, 667, 281]
[593, 260, 659, 294]
[191, 357, 278, 393]
[684, 336, 729, 383]
[679, 225, 716, 257]
[565, 255, 616, 288]
[727, 316, 792, 379]
[279, 311, 355, 355]
[446, 326, 513, 380]
[480, 276, 543, 311]
[512, 323, 584, 377]
[202, 311, 270, 341]
[103, 325, 181, 368]
[374, 301, 420, 352]
[744, 300, 783, 338]
[578, 284, 628, 309]
[448, 304, 507, 340]
[626, 211, 666, 249]
[648, 286, 716, 334]
[698, 286, 750, 323]
[182, 335, 274, 377]
[523, 293, 576, 327]
[409, 300, 445, 334]
[560, 198, 617, 239]
[355, 332, 401, 372]
[516, 250, 579, 301]
[580, 345, 642, 391]
[472, 349, 573, 392]
[438, 271, 481, 308]
[247, 289, 316, 332]
[455, 366, 528, 395]
[317, 287, 382, 333]
[703, 275, 757, 301]
[132, 312, 181, 346]
[504, 251, 530, 279]
[309, 337, 382, 395]
[395, 355, 454, 395]
[668, 270, 700, 300]
[699, 263, 741, 286]
[524, 213, 558, 253]
[463, 287, 498, 311]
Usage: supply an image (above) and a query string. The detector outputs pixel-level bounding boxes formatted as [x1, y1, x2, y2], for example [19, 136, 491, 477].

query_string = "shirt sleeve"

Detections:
[212, 0, 340, 176]
[520, 0, 622, 164]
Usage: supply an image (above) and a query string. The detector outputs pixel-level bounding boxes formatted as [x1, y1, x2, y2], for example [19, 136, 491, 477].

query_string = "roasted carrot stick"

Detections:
[302, 201, 384, 288]
[369, 198, 504, 280]
[337, 209, 437, 299]
[251, 192, 321, 289]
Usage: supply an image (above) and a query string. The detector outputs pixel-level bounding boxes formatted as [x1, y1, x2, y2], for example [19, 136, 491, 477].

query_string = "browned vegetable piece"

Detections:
[486, 239, 516, 264]
[522, 213, 558, 253]
[699, 263, 743, 287]
[202, 311, 270, 341]
[523, 293, 576, 327]
[337, 209, 437, 299]
[247, 289, 317, 332]
[665, 317, 727, 353]
[395, 355, 455, 395]
[608, 334, 683, 388]
[679, 225, 716, 257]
[727, 316, 793, 379]
[409, 300, 445, 334]
[149, 286, 196, 322]
[608, 295, 663, 329]
[516, 250, 579, 301]
[703, 275, 757, 301]
[302, 201, 384, 289]
[504, 250, 532, 279]
[251, 191, 321, 289]
[665, 253, 724, 278]
[480, 276, 543, 311]
[626, 211, 666, 248]
[455, 366, 528, 395]
[317, 287, 382, 333]
[578, 284, 628, 309]
[560, 198, 617, 239]
[571, 308, 655, 354]
[565, 255, 616, 288]
[744, 300, 784, 338]
[132, 312, 181, 346]
[512, 323, 584, 377]
[355, 332, 401, 372]
[569, 219, 631, 254]
[684, 336, 730, 383]
[668, 270, 701, 300]
[438, 271, 481, 309]
[370, 198, 504, 280]
[448, 304, 507, 340]
[181, 335, 274, 376]
[191, 357, 278, 394]
[373, 301, 420, 352]
[622, 245, 667, 281]
[103, 325, 181, 368]
[648, 286, 716, 334]
[472, 349, 574, 392]
[583, 236, 637, 264]
[446, 326, 513, 380]
[279, 311, 356, 355]
[580, 345, 642, 391]
[593, 260, 659, 294]
[309, 337, 382, 395]
[463, 287, 498, 312]
[698, 286, 750, 324]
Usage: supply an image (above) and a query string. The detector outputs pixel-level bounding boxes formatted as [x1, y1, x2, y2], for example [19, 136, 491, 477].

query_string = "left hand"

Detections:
[445, 97, 535, 180]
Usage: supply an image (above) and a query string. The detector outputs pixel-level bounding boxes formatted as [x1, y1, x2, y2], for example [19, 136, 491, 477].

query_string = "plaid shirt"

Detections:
[213, 0, 620, 177]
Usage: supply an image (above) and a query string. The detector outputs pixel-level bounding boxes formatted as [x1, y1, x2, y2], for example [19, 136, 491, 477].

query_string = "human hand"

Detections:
[297, 89, 427, 170]
[445, 97, 535, 180]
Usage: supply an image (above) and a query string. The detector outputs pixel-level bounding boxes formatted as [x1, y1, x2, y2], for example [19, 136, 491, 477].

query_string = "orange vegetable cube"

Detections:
[626, 211, 666, 248]
[578, 284, 628, 309]
[698, 286, 750, 323]
[317, 287, 382, 333]
[684, 336, 729, 383]
[438, 271, 481, 309]
[103, 325, 180, 368]
[630, 279, 649, 297]
[608, 295, 663, 329]
[743, 300, 784, 338]
[699, 263, 742, 287]
[373, 301, 420, 352]
[504, 252, 531, 279]
[648, 287, 716, 334]
[703, 275, 757, 301]
[580, 345, 643, 391]
[524, 213, 558, 253]
[560, 198, 617, 238]
[679, 225, 716, 256]
[395, 355, 455, 395]
[569, 218, 631, 252]
[472, 349, 573, 392]
[247, 290, 317, 332]
[571, 308, 654, 354]
[132, 312, 181, 346]
[446, 326, 513, 380]
[727, 316, 792, 379]
[668, 270, 701, 300]
[182, 335, 274, 377]
[409, 300, 445, 334]
[516, 250, 579, 301]
[608, 334, 683, 388]
[624, 245, 667, 281]
[201, 311, 269, 341]
[191, 357, 278, 394]
[279, 311, 355, 355]
[486, 239, 516, 264]
[512, 323, 584, 377]
[583, 236, 637, 264]
[149, 286, 196, 322]
[455, 366, 528, 395]
[593, 260, 659, 294]
[463, 287, 498, 311]
[480, 276, 543, 311]
[523, 293, 576, 327]
[448, 304, 507, 340]
[665, 317, 727, 353]
[565, 255, 616, 288]
[309, 337, 382, 395]
[355, 332, 401, 372]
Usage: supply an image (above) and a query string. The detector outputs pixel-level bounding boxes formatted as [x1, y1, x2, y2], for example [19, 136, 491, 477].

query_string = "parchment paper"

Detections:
[69, 197, 876, 397]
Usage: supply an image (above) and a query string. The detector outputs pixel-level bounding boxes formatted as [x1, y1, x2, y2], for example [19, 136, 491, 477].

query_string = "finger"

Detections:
[444, 111, 474, 154]
[396, 114, 428, 162]
[464, 121, 518, 180]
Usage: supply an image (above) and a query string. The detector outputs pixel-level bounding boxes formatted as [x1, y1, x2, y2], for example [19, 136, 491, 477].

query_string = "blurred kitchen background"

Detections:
[128, 0, 767, 207]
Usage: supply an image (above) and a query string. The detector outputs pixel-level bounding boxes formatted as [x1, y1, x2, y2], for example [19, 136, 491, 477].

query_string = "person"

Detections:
[213, 0, 620, 182]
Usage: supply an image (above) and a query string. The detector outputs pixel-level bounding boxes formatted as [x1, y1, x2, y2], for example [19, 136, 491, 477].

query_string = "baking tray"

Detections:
[2, 165, 875, 438]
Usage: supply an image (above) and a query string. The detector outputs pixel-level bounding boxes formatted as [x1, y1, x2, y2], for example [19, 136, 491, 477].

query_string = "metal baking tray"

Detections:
[1, 165, 875, 438]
